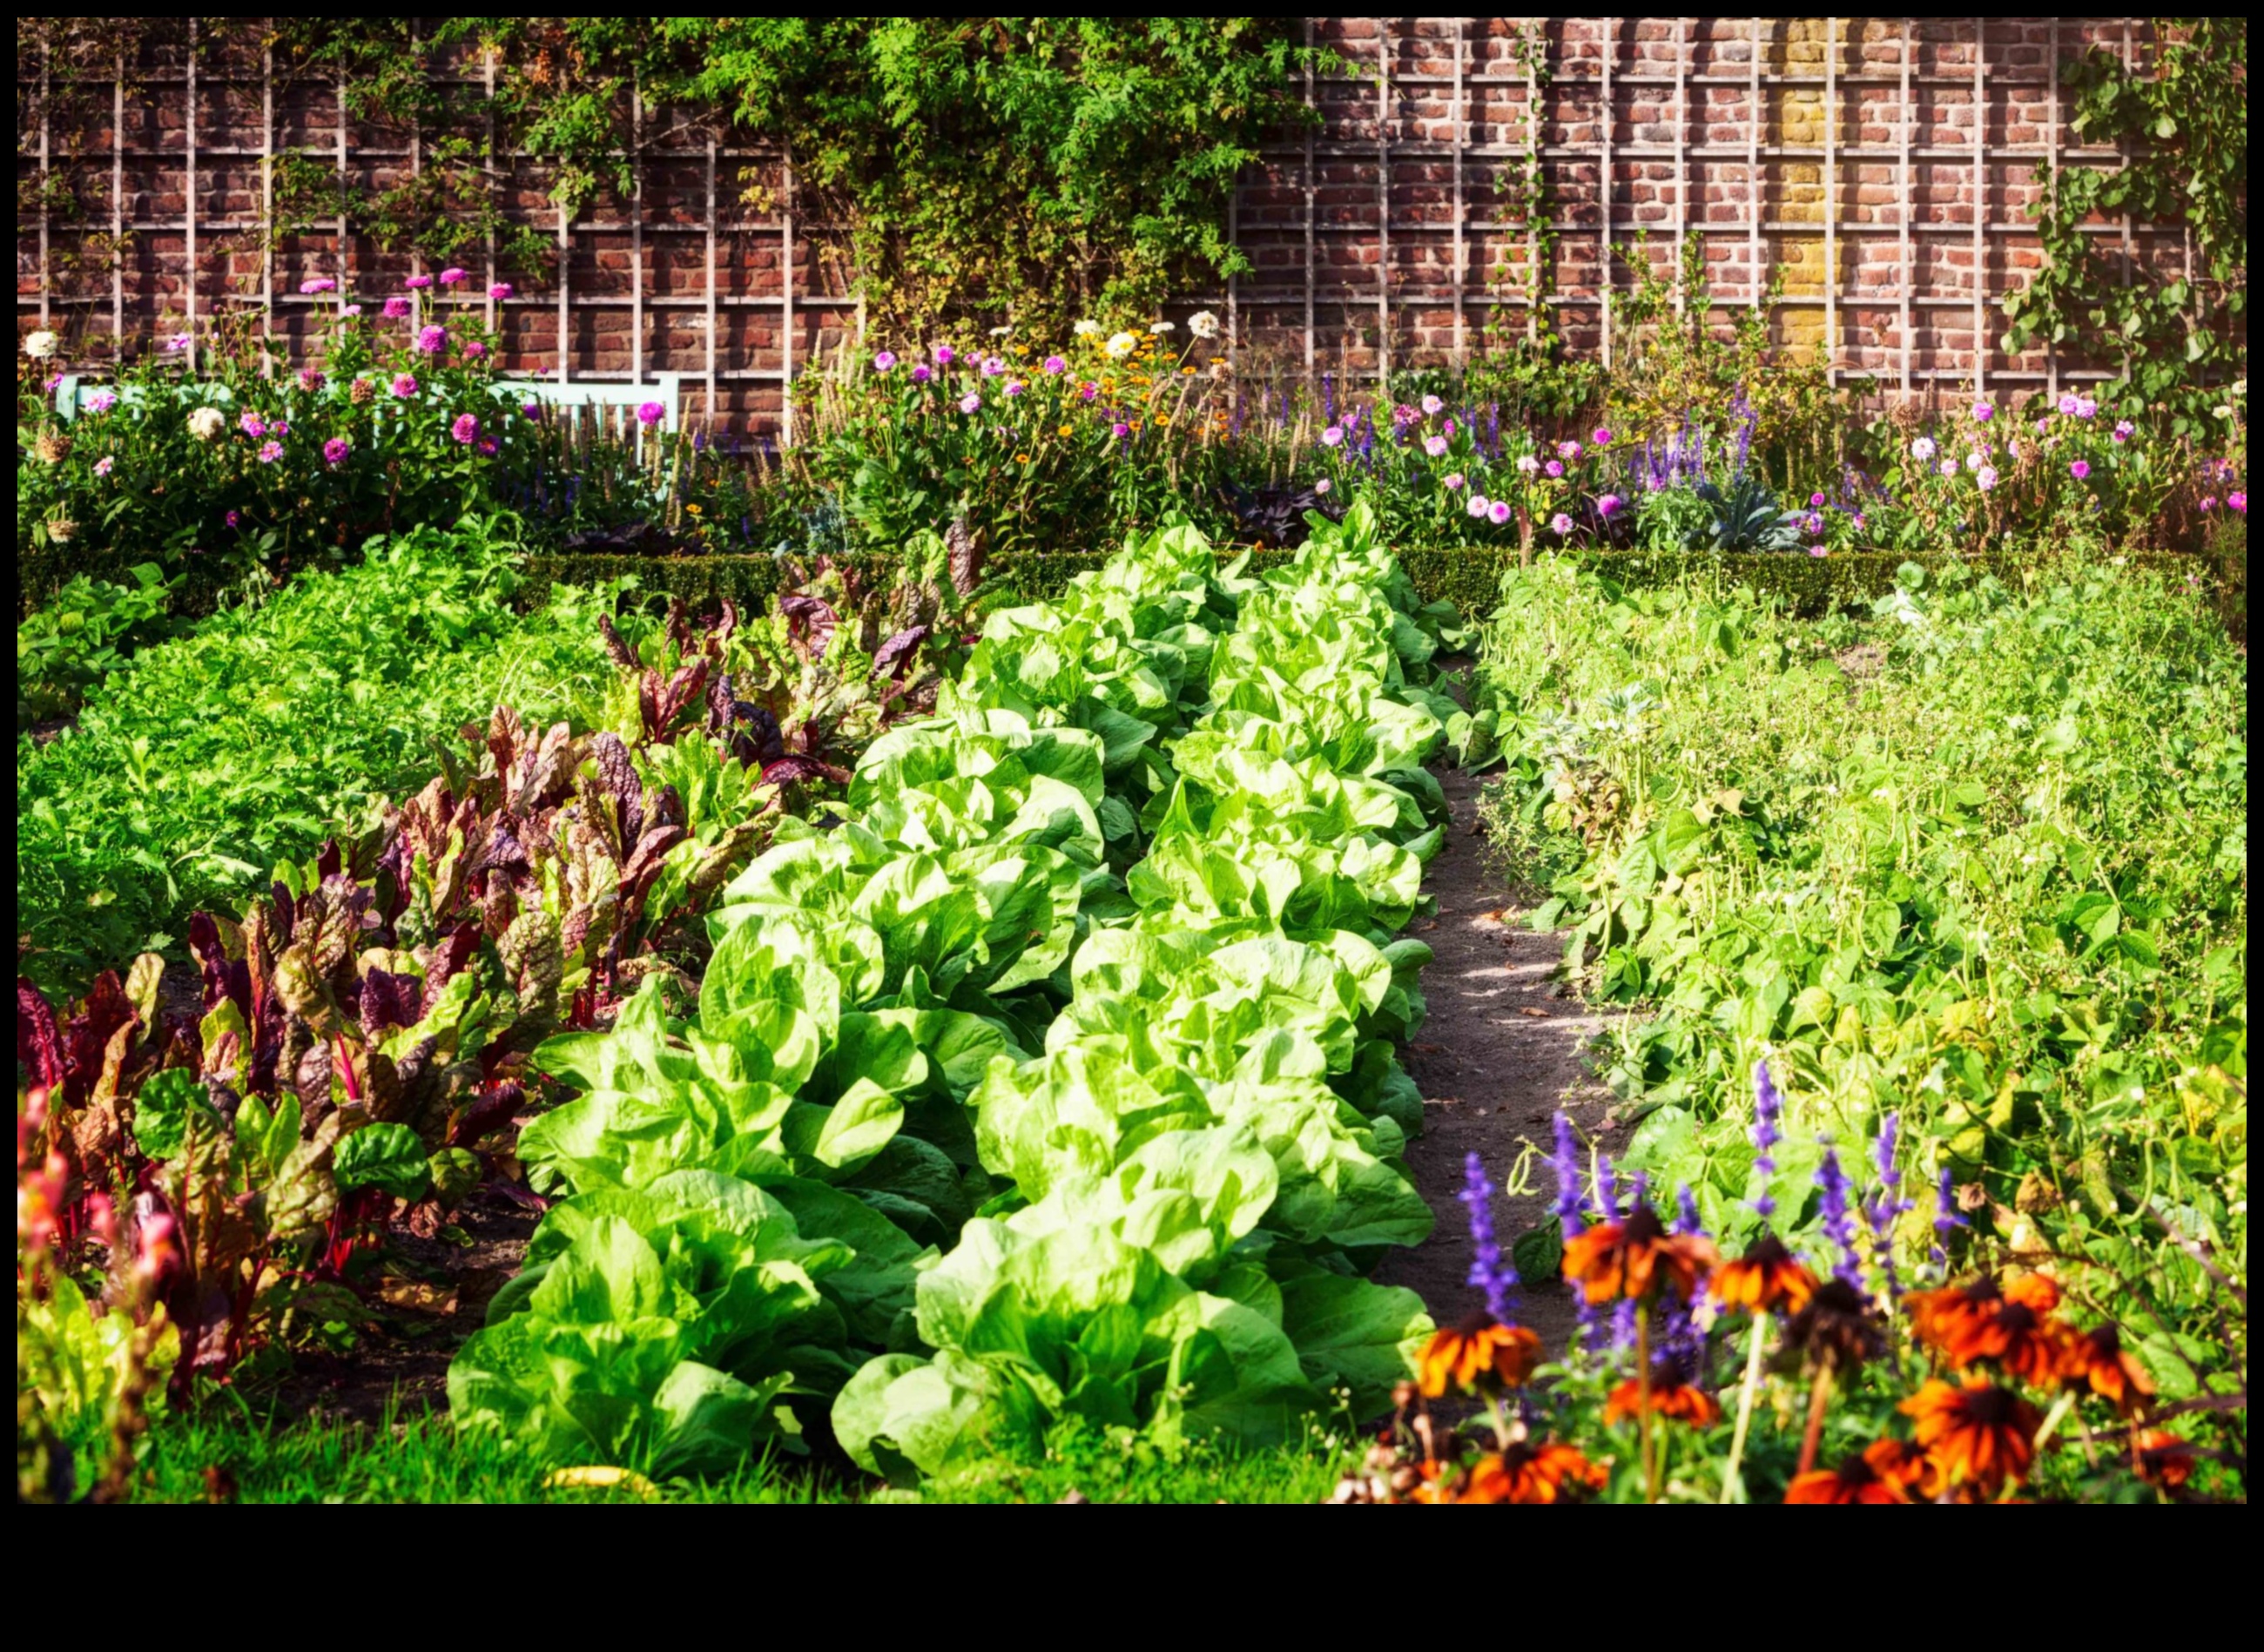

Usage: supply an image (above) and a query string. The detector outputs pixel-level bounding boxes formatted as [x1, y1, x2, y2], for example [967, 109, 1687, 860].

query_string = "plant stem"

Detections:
[1719, 1309, 1770, 1505]
[1636, 1302, 1658, 1504]
[2031, 1389, 2079, 1455]
[1796, 1356, 1835, 1478]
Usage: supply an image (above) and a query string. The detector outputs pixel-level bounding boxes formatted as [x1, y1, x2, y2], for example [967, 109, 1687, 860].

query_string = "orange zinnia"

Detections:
[2059, 1324, 2155, 1415]
[1458, 1440, 1608, 1505]
[1416, 1313, 1542, 1398]
[1901, 1379, 2041, 1494]
[1604, 1376, 1722, 1427]
[2130, 1429, 2193, 1491]
[1560, 1206, 1717, 1305]
[1782, 1437, 1925, 1505]
[1711, 1234, 1817, 1314]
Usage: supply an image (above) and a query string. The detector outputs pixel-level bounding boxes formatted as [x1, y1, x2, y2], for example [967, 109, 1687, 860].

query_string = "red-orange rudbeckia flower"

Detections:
[1909, 1273, 2066, 1379]
[1416, 1313, 1542, 1398]
[1560, 1205, 1717, 1305]
[2131, 1429, 2193, 1491]
[1458, 1440, 1609, 1505]
[1711, 1234, 1817, 1314]
[1901, 1379, 2041, 1494]
[1604, 1376, 1722, 1427]
[2060, 1324, 2155, 1415]
[1783, 1436, 1926, 1504]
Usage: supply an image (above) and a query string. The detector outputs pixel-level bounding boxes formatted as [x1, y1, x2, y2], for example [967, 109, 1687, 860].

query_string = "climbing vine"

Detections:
[2001, 18, 2247, 418]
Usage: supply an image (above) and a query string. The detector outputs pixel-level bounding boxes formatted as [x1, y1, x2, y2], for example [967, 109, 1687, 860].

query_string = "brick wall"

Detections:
[18, 17, 2174, 433]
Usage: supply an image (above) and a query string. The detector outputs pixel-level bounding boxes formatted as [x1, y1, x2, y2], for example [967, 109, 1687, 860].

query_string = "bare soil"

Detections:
[1374, 762, 1628, 1351]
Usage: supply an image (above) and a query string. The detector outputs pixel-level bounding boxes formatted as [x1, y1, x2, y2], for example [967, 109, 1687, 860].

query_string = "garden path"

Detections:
[1372, 760, 1628, 1351]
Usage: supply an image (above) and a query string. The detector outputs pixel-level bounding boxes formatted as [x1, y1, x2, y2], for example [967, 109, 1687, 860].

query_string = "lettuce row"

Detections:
[834, 502, 1456, 1478]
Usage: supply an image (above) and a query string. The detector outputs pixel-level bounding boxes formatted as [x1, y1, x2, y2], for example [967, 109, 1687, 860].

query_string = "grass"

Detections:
[95, 1400, 1356, 1505]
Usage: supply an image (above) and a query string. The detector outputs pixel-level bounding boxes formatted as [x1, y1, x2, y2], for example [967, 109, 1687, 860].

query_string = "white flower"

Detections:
[1910, 435, 1937, 461]
[46, 517, 76, 542]
[2214, 404, 2236, 420]
[1188, 310, 1220, 340]
[1104, 332, 1137, 359]
[1149, 320, 1176, 334]
[987, 326, 1014, 339]
[187, 405, 226, 442]
[24, 329, 60, 360]
[1073, 319, 1102, 337]
[1515, 453, 1540, 474]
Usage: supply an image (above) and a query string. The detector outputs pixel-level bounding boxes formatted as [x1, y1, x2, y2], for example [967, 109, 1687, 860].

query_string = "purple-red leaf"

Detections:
[874, 624, 932, 679]
[17, 979, 65, 1094]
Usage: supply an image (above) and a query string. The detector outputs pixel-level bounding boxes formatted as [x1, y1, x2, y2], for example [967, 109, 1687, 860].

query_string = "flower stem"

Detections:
[2031, 1388, 2079, 1454]
[1796, 1356, 1835, 1478]
[1636, 1303, 1658, 1505]
[1719, 1309, 1771, 1505]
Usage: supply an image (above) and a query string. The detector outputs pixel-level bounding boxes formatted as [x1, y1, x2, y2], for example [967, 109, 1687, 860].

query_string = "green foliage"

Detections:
[2001, 20, 2247, 416]
[1471, 553, 2247, 1413]
[15, 521, 625, 988]
[16, 563, 179, 728]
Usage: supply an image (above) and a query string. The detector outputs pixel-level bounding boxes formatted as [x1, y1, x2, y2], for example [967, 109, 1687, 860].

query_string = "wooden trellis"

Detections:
[19, 17, 2173, 427]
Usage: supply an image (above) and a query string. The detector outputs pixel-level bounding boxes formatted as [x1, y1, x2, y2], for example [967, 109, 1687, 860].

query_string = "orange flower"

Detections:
[2130, 1429, 2193, 1491]
[1604, 1377, 1721, 1427]
[1783, 1437, 1926, 1504]
[1560, 1206, 1717, 1305]
[1779, 1277, 1887, 1370]
[1909, 1274, 2066, 1379]
[1416, 1313, 1541, 1398]
[1905, 1278, 2003, 1355]
[1711, 1235, 1816, 1314]
[1901, 1379, 2041, 1494]
[2059, 1324, 2154, 1415]
[1458, 1441, 1608, 1505]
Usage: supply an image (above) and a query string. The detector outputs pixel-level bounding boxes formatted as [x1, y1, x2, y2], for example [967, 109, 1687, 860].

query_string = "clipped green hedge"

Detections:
[526, 543, 2217, 624]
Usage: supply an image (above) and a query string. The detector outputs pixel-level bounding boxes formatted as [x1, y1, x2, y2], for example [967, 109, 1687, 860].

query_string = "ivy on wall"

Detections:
[19, 17, 1319, 336]
[2001, 18, 2247, 419]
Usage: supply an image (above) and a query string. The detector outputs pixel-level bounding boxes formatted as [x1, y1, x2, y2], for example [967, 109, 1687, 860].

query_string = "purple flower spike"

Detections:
[1675, 1183, 1702, 1235]
[1750, 1058, 1783, 1222]
[1459, 1152, 1518, 1321]
[1549, 1112, 1586, 1238]
[1816, 1145, 1861, 1285]
[1595, 1154, 1621, 1222]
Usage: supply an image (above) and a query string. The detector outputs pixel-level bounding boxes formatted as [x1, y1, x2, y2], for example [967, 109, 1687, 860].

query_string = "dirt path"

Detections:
[1374, 763, 1627, 1350]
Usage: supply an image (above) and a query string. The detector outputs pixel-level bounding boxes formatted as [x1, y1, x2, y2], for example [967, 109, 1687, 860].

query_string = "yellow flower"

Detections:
[1014, 452, 1030, 463]
[1057, 424, 1074, 438]
[685, 502, 703, 516]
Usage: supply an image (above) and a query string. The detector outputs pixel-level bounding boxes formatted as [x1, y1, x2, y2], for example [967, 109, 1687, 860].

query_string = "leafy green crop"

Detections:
[15, 519, 625, 990]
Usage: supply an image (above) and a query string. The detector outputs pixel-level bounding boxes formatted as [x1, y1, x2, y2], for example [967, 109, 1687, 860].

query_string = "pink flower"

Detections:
[1545, 460, 1564, 478]
[416, 324, 447, 354]
[1593, 426, 1614, 446]
[323, 436, 350, 465]
[2112, 421, 2134, 442]
[2200, 496, 2217, 512]
[226, 509, 242, 528]
[1042, 354, 1068, 375]
[2074, 396, 2097, 419]
[636, 401, 664, 427]
[2227, 491, 2247, 513]
[960, 393, 983, 415]
[1809, 492, 1827, 508]
[1466, 493, 1490, 519]
[1424, 435, 1449, 457]
[1808, 544, 1828, 558]
[2069, 460, 2091, 480]
[299, 277, 336, 294]
[2058, 392, 2080, 416]
[1516, 454, 1540, 475]
[1443, 472, 1465, 491]
[1977, 464, 1999, 491]
[93, 455, 114, 476]
[522, 400, 542, 420]
[88, 389, 118, 415]
[1003, 380, 1026, 398]
[476, 437, 498, 455]
[383, 296, 411, 319]
[1597, 493, 1623, 517]
[439, 267, 468, 287]
[1421, 394, 1445, 416]
[340, 304, 361, 318]
[404, 274, 434, 290]
[1079, 382, 1099, 401]
[391, 374, 419, 398]
[1972, 401, 1994, 422]
[240, 409, 266, 438]
[1494, 501, 1518, 527]
[1110, 421, 1130, 438]
[463, 341, 487, 359]
[911, 365, 932, 383]
[1321, 425, 1344, 448]
[1548, 510, 1573, 535]
[164, 333, 192, 353]
[1557, 440, 1581, 461]
[489, 282, 513, 300]
[933, 344, 957, 366]
[270, 419, 289, 437]
[257, 440, 284, 463]
[1314, 477, 1333, 496]
[980, 355, 1006, 378]
[1938, 460, 1957, 477]
[451, 413, 482, 444]
[873, 351, 898, 373]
